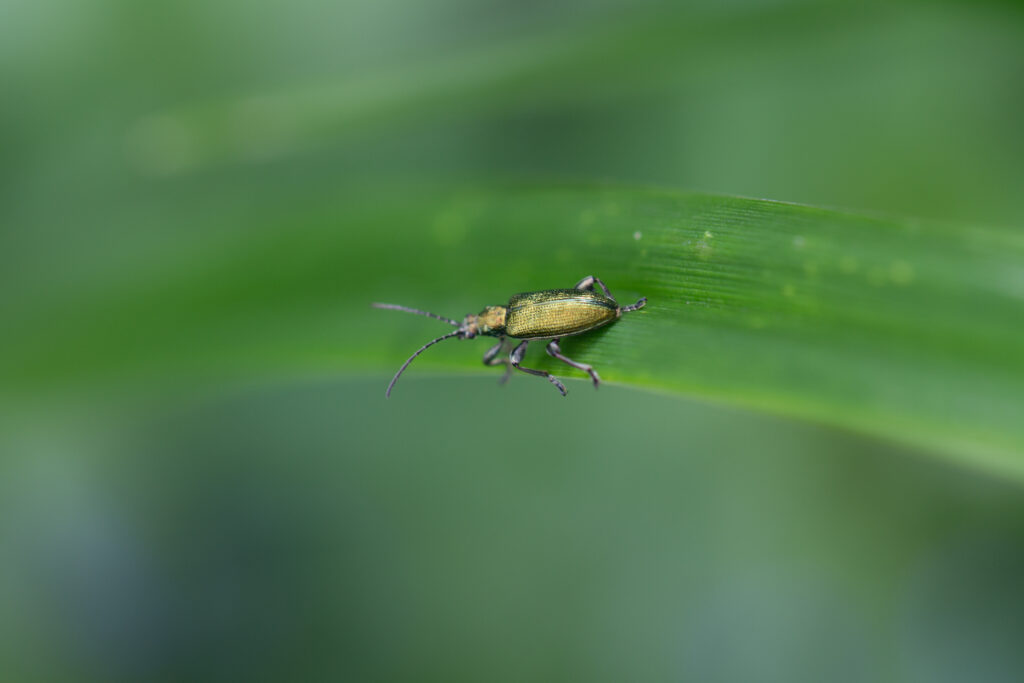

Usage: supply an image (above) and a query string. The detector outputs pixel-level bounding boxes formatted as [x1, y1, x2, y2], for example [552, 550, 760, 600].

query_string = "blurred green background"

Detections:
[3, 0, 1024, 681]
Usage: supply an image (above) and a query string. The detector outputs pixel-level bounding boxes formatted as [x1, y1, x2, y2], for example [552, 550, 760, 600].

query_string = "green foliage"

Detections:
[5, 1, 1024, 679]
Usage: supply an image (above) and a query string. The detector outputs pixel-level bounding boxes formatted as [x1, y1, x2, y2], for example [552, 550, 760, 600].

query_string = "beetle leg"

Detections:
[620, 297, 647, 313]
[510, 340, 567, 396]
[574, 275, 616, 303]
[482, 336, 513, 384]
[546, 339, 601, 389]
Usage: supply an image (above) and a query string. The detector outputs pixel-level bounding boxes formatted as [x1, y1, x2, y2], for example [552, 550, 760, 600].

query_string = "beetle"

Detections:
[373, 275, 646, 397]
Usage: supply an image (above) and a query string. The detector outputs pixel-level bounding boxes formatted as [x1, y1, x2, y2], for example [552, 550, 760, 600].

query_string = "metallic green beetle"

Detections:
[373, 276, 646, 397]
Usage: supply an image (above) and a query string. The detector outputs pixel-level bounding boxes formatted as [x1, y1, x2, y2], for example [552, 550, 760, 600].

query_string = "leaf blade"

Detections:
[4, 185, 1023, 475]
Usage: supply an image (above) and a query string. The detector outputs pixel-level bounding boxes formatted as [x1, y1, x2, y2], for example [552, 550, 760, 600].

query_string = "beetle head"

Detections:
[459, 315, 478, 339]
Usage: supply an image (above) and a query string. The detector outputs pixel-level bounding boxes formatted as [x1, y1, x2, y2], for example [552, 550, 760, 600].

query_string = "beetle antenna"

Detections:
[385, 330, 462, 398]
[372, 302, 459, 327]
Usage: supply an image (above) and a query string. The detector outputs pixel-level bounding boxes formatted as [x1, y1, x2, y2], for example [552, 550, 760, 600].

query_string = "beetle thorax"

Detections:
[463, 305, 506, 337]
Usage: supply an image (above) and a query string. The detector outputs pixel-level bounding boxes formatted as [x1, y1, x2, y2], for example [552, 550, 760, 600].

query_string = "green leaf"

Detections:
[3, 185, 1023, 477]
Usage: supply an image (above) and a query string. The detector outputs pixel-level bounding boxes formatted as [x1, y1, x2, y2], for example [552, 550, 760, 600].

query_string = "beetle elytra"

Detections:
[373, 275, 646, 397]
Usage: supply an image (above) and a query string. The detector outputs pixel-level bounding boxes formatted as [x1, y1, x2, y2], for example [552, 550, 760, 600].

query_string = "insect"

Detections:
[373, 275, 646, 397]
